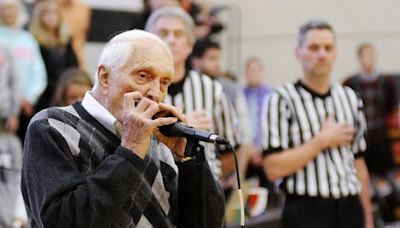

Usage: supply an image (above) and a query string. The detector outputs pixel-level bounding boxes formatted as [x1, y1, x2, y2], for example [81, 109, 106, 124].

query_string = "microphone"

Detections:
[159, 121, 229, 145]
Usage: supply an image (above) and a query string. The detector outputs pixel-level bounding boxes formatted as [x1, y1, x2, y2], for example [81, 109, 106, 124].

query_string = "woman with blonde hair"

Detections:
[30, 0, 77, 111]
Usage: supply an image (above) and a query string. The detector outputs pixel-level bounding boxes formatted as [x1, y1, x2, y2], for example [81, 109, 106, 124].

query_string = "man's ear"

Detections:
[97, 65, 110, 95]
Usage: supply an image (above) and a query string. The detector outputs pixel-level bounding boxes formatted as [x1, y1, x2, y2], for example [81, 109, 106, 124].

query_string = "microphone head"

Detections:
[209, 134, 229, 145]
[158, 121, 193, 137]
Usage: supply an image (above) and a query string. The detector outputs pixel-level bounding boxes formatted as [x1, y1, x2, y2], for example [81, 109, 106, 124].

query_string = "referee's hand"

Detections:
[186, 110, 213, 131]
[318, 114, 355, 149]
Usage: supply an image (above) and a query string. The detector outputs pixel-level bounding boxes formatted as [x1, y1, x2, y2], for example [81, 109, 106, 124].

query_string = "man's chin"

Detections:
[172, 56, 184, 66]
[313, 67, 332, 77]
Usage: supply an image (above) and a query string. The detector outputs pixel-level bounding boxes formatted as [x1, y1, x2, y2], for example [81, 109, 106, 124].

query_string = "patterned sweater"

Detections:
[21, 102, 225, 228]
[343, 74, 397, 143]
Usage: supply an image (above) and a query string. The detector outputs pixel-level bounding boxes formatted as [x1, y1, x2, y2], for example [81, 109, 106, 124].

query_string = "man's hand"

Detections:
[186, 110, 213, 131]
[153, 103, 187, 157]
[317, 114, 355, 149]
[250, 148, 263, 166]
[121, 92, 179, 159]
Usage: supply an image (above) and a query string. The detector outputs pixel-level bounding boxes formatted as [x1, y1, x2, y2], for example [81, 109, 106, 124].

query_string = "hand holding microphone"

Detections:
[120, 92, 186, 159]
[152, 103, 188, 157]
[120, 91, 227, 159]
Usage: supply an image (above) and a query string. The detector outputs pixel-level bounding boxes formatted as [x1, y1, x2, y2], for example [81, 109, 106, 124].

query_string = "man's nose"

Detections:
[164, 32, 176, 45]
[146, 81, 163, 103]
[318, 48, 328, 58]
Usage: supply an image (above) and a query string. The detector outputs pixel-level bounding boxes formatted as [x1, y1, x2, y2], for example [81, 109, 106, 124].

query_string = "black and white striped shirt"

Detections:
[262, 80, 367, 199]
[163, 70, 238, 179]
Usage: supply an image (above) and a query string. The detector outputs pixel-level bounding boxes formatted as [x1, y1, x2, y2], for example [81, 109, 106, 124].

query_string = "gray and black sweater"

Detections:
[21, 102, 225, 228]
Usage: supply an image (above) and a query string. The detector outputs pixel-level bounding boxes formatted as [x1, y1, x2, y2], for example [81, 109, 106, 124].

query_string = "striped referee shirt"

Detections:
[163, 70, 238, 179]
[261, 80, 367, 199]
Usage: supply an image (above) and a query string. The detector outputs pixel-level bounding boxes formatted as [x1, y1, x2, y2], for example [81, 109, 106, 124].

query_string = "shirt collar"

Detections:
[168, 70, 190, 97]
[81, 91, 117, 136]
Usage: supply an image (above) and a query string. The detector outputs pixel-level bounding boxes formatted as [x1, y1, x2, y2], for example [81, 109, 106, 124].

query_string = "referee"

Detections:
[262, 20, 374, 228]
[145, 7, 238, 180]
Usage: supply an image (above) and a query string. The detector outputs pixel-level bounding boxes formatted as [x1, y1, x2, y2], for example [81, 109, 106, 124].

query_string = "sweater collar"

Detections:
[81, 91, 118, 136]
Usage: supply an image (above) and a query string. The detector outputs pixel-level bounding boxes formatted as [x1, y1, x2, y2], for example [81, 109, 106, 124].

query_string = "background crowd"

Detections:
[1, 0, 400, 227]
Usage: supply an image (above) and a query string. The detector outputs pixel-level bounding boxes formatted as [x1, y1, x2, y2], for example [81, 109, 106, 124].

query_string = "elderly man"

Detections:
[21, 30, 224, 228]
[262, 20, 374, 228]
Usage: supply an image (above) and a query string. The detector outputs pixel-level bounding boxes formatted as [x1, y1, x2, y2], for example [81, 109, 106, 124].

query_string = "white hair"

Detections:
[0, 0, 28, 28]
[94, 29, 170, 85]
[145, 6, 195, 45]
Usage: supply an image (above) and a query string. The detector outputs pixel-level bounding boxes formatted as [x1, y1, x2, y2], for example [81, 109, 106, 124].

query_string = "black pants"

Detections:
[282, 195, 364, 228]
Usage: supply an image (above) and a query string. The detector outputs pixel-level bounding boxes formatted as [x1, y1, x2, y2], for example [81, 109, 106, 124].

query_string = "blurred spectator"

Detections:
[191, 5, 224, 41]
[133, 0, 179, 29]
[343, 42, 400, 223]
[0, 0, 47, 143]
[191, 39, 253, 190]
[243, 57, 273, 188]
[0, 45, 27, 228]
[136, 0, 223, 41]
[343, 42, 397, 176]
[30, 0, 78, 111]
[0, 46, 19, 135]
[191, 39, 252, 144]
[243, 58, 272, 153]
[244, 57, 272, 147]
[192, 6, 212, 40]
[57, 0, 90, 69]
[146, 0, 179, 11]
[52, 67, 92, 106]
[180, 0, 201, 18]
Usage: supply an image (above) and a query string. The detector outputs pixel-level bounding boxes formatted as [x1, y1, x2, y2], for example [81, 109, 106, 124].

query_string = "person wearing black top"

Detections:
[30, 0, 78, 111]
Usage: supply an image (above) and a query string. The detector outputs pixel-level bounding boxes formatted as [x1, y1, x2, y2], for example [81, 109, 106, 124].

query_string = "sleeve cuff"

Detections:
[354, 152, 365, 159]
[116, 146, 149, 172]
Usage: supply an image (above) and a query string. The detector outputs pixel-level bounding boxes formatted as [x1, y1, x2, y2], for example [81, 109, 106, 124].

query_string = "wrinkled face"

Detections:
[200, 47, 221, 78]
[245, 61, 264, 87]
[40, 6, 59, 31]
[153, 16, 192, 67]
[296, 29, 336, 78]
[0, 3, 17, 26]
[359, 46, 376, 73]
[100, 38, 174, 122]
[64, 83, 91, 105]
